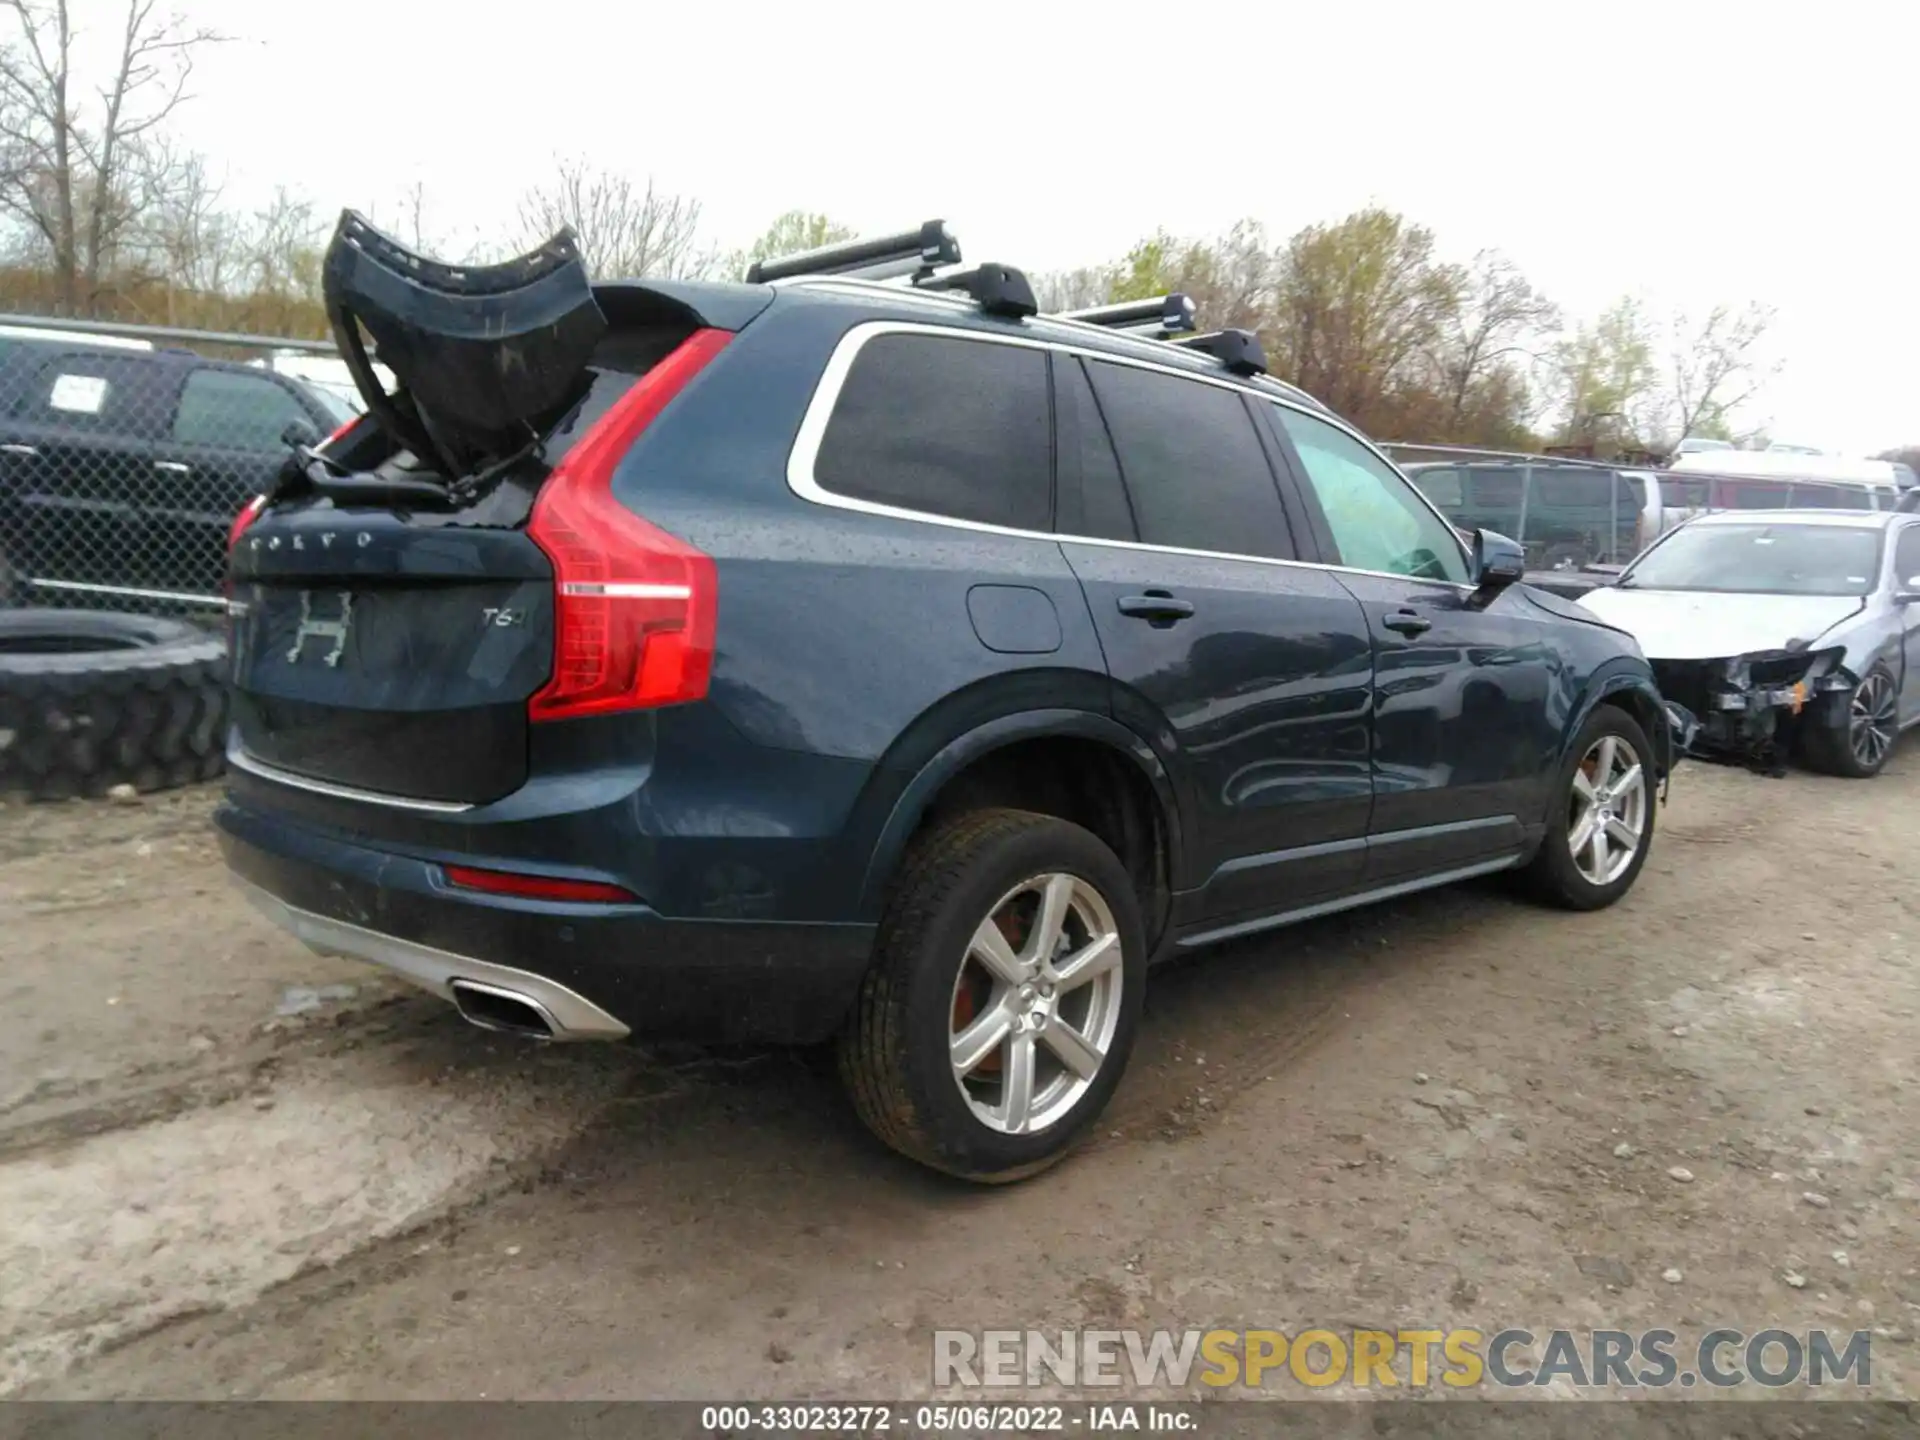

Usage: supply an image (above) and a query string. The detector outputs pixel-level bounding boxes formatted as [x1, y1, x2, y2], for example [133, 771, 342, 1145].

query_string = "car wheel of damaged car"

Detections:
[839, 808, 1145, 1184]
[1523, 704, 1657, 911]
[1802, 665, 1900, 779]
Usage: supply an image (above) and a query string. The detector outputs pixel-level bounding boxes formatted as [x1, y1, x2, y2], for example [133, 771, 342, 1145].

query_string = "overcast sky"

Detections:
[165, 0, 1914, 453]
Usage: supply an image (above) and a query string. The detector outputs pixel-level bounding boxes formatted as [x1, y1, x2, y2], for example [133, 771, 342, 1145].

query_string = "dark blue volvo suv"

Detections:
[220, 216, 1674, 1181]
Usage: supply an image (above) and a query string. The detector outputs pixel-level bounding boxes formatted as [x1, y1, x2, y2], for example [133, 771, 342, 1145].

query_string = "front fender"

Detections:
[855, 707, 1182, 920]
[1565, 662, 1677, 783]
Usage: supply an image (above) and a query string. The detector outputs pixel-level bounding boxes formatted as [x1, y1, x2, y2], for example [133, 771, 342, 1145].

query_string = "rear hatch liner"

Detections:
[322, 209, 606, 479]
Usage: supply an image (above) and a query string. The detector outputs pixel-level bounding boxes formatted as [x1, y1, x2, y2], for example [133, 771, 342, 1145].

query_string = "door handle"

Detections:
[0, 443, 38, 458]
[1117, 591, 1196, 626]
[154, 461, 192, 474]
[1382, 609, 1432, 637]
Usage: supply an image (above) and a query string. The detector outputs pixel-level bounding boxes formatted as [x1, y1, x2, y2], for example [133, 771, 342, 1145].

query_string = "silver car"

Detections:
[1579, 509, 1920, 776]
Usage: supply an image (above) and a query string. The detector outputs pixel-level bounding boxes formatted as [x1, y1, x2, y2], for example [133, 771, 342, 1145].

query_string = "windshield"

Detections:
[1621, 523, 1882, 596]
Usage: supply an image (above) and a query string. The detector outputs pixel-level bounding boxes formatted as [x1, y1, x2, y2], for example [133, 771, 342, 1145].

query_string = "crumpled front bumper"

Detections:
[1663, 699, 1701, 758]
[1651, 651, 1848, 762]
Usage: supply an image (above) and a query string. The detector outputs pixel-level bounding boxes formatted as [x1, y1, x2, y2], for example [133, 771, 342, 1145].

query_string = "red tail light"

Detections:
[228, 494, 267, 554]
[527, 327, 730, 722]
[444, 864, 637, 904]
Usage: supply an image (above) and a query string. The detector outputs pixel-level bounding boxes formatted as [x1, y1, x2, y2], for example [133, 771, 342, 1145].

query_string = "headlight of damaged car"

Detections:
[1710, 648, 1848, 711]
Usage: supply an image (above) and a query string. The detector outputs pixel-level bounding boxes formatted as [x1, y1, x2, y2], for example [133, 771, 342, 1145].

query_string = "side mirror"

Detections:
[280, 418, 322, 451]
[1471, 529, 1527, 593]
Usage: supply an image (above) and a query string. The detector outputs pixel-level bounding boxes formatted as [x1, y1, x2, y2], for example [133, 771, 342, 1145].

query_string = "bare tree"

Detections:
[0, 0, 221, 314]
[517, 158, 712, 280]
[1429, 250, 1558, 433]
[1665, 302, 1776, 445]
[1033, 264, 1115, 312]
[139, 142, 238, 318]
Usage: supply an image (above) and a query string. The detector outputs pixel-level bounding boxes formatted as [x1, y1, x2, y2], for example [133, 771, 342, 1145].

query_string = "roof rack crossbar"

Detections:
[1056, 294, 1197, 336]
[913, 263, 1038, 320]
[745, 220, 961, 285]
[1173, 328, 1267, 377]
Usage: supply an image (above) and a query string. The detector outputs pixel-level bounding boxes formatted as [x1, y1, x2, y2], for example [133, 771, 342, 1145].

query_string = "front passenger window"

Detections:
[1274, 408, 1470, 584]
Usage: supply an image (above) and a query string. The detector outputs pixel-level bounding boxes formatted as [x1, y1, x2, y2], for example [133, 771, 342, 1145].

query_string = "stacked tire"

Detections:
[0, 610, 229, 800]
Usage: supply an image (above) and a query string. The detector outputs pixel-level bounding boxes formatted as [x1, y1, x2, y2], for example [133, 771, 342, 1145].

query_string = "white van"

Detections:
[1665, 450, 1902, 512]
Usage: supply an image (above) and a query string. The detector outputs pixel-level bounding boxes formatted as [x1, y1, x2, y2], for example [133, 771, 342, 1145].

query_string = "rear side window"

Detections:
[15, 353, 163, 434]
[1796, 483, 1872, 511]
[1053, 356, 1136, 541]
[1531, 470, 1606, 509]
[813, 334, 1050, 531]
[1726, 481, 1791, 509]
[171, 370, 315, 452]
[1468, 467, 1524, 508]
[1083, 360, 1294, 560]
[1665, 478, 1710, 509]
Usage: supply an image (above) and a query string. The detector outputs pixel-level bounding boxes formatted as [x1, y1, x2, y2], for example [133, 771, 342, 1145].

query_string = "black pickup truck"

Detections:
[0, 336, 352, 609]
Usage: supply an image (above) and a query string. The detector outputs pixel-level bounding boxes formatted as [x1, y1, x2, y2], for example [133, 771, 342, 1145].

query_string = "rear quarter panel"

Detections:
[604, 297, 1116, 923]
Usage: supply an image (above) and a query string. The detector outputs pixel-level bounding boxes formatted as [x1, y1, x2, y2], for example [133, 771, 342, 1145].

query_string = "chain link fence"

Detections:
[0, 315, 365, 618]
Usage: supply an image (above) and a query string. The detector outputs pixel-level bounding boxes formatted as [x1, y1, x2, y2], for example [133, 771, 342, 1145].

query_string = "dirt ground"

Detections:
[2, 751, 1918, 1402]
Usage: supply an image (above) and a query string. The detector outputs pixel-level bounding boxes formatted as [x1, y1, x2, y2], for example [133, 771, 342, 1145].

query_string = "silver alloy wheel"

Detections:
[1849, 671, 1898, 770]
[948, 872, 1125, 1136]
[1567, 733, 1648, 887]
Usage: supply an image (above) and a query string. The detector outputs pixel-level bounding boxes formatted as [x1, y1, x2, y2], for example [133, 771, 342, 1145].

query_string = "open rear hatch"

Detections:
[228, 212, 713, 806]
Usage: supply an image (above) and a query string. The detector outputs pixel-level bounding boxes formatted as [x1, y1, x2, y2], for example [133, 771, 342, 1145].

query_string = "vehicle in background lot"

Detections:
[1580, 510, 1920, 776]
[1386, 445, 1660, 598]
[218, 213, 1678, 1183]
[1767, 442, 1826, 455]
[1672, 436, 1735, 458]
[0, 339, 341, 609]
[1666, 450, 1901, 511]
[1890, 462, 1918, 492]
[0, 322, 153, 355]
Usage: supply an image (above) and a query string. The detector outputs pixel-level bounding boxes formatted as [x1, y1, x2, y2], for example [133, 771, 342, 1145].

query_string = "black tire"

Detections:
[0, 609, 229, 800]
[839, 808, 1147, 1183]
[1801, 665, 1898, 779]
[1523, 703, 1657, 911]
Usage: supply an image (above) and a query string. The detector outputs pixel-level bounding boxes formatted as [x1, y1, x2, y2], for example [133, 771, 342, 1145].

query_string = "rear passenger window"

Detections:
[1053, 357, 1135, 541]
[171, 370, 313, 452]
[17, 354, 160, 434]
[813, 334, 1050, 531]
[1082, 360, 1294, 559]
[1469, 467, 1524, 507]
[1531, 471, 1603, 509]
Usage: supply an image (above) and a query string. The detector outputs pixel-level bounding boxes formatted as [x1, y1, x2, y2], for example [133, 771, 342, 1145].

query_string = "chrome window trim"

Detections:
[783, 319, 1475, 593]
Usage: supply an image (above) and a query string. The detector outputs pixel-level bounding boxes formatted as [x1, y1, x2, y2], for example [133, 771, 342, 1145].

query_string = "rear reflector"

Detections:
[443, 864, 638, 904]
[526, 328, 730, 722]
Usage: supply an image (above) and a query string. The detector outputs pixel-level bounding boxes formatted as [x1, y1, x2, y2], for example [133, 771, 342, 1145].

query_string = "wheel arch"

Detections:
[1561, 664, 1672, 789]
[856, 707, 1184, 947]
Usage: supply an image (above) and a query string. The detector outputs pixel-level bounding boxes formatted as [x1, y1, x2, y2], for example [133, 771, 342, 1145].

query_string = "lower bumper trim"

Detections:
[234, 878, 631, 1041]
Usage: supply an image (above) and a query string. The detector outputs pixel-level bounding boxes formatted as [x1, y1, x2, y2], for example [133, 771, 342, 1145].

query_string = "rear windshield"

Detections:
[1622, 523, 1882, 596]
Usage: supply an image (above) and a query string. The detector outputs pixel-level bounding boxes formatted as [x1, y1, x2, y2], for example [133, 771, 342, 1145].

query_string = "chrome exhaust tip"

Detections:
[449, 979, 557, 1041]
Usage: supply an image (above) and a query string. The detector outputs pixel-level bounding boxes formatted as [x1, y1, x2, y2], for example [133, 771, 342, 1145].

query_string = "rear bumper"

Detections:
[218, 799, 876, 1045]
[235, 879, 632, 1039]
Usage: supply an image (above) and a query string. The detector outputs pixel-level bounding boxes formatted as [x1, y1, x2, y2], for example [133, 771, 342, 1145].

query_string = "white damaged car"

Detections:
[1580, 509, 1920, 776]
